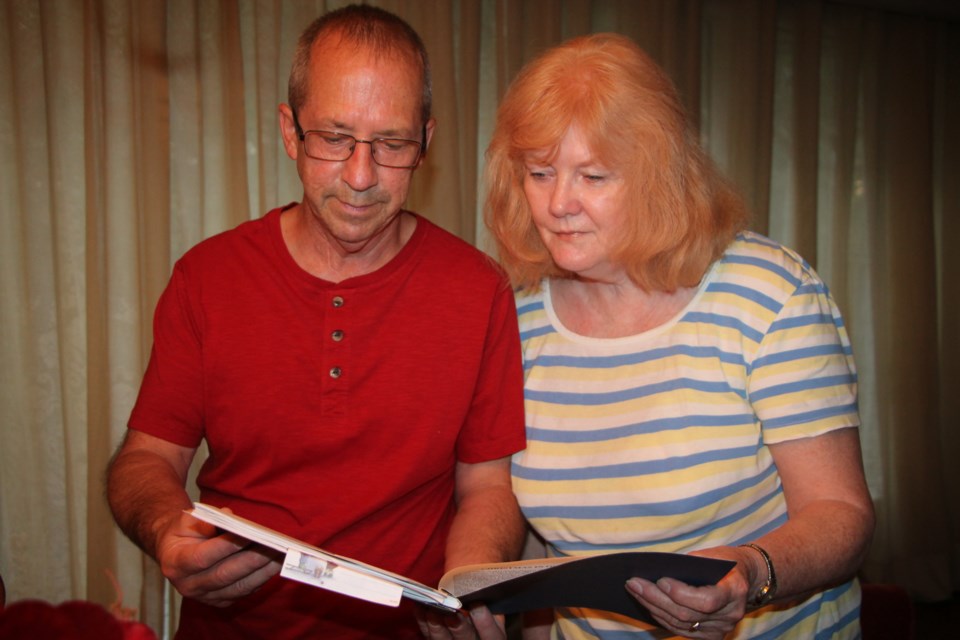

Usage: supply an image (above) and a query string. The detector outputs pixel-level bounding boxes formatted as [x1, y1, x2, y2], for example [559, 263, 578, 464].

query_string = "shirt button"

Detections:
[331, 330, 344, 342]
[329, 366, 342, 378]
[332, 296, 344, 308]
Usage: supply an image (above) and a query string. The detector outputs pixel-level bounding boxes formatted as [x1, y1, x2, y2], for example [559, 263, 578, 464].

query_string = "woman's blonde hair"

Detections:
[484, 33, 748, 291]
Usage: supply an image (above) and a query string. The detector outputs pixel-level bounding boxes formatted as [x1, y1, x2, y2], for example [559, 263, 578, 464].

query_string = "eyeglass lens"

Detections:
[302, 131, 421, 168]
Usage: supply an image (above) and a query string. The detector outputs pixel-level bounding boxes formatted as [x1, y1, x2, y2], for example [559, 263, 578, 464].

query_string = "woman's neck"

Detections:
[549, 277, 698, 338]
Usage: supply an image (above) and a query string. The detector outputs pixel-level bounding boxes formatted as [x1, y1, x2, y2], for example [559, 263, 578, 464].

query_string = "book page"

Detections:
[188, 503, 462, 611]
[439, 557, 573, 595]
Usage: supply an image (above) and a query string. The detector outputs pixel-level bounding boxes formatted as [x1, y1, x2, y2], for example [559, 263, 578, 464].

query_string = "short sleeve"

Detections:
[127, 262, 206, 448]
[747, 270, 860, 444]
[454, 278, 527, 463]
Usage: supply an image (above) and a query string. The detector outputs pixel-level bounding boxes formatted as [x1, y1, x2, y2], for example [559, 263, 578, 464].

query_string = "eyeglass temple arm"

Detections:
[291, 108, 305, 139]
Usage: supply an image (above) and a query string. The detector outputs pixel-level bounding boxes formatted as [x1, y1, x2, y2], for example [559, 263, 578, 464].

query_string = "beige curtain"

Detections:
[765, 1, 960, 599]
[1, 0, 956, 635]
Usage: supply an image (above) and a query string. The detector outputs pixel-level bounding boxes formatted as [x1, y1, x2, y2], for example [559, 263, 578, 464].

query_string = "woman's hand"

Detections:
[624, 546, 753, 639]
[624, 427, 875, 638]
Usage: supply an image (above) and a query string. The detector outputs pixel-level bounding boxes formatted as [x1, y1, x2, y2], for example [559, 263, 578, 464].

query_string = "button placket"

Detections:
[329, 295, 345, 378]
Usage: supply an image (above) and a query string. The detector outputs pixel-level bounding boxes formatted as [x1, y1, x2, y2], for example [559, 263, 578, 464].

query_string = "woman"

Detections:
[484, 34, 874, 640]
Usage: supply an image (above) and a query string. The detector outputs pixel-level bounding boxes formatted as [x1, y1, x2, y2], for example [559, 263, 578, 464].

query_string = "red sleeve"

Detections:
[128, 262, 205, 448]
[455, 278, 526, 463]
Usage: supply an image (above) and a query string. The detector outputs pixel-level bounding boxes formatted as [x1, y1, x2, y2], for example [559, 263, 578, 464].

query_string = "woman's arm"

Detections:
[625, 427, 874, 639]
[742, 427, 875, 602]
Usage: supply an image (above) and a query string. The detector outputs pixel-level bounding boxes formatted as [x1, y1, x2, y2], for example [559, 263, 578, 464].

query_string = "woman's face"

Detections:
[523, 125, 629, 283]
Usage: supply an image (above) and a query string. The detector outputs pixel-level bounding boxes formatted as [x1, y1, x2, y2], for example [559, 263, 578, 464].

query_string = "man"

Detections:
[106, 5, 526, 639]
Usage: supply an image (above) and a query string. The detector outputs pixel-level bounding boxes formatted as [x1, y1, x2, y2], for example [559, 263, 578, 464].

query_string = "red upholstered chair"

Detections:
[860, 582, 915, 640]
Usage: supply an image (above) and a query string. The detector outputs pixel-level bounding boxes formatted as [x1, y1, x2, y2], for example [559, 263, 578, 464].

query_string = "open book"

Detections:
[188, 503, 735, 621]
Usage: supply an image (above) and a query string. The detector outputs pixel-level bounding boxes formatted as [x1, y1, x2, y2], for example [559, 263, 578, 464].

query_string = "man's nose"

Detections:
[342, 140, 379, 191]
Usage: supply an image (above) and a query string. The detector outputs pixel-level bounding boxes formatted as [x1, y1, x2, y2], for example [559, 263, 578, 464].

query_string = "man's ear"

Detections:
[278, 104, 299, 161]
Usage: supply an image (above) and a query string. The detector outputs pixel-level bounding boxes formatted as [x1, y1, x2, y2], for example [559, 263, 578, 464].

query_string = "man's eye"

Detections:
[380, 139, 409, 152]
[320, 133, 352, 146]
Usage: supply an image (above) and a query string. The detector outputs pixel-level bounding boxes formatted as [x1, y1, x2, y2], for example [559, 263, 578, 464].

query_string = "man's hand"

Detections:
[416, 604, 507, 640]
[156, 510, 282, 607]
[107, 431, 282, 606]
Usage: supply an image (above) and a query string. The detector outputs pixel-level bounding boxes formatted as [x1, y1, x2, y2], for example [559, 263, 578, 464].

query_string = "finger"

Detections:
[207, 544, 278, 585]
[625, 579, 703, 631]
[161, 518, 254, 578]
[652, 578, 745, 631]
[178, 546, 280, 602]
[415, 613, 432, 638]
[680, 620, 736, 640]
[467, 605, 506, 639]
[637, 604, 708, 639]
[189, 554, 281, 607]
[417, 606, 458, 639]
[179, 508, 222, 539]
[629, 577, 714, 617]
[439, 611, 475, 639]
[634, 600, 733, 640]
[165, 535, 248, 581]
[656, 577, 732, 612]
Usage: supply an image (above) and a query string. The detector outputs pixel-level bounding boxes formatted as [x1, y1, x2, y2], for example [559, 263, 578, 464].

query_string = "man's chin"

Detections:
[328, 215, 405, 250]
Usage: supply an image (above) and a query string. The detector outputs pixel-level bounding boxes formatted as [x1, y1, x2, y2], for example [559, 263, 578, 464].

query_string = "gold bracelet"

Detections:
[739, 543, 777, 607]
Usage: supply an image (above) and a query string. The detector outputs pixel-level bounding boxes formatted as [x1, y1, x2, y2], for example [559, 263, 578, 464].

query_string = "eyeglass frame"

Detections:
[291, 109, 427, 169]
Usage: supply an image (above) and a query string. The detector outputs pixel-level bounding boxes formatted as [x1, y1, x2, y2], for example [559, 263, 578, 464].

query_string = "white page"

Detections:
[188, 503, 462, 611]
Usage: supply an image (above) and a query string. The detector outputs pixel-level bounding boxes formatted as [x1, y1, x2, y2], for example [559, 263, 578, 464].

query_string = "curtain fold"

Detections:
[1, 1, 957, 636]
[82, 0, 172, 621]
[854, 7, 955, 599]
[934, 19, 960, 589]
[699, 0, 778, 235]
[1, 0, 86, 606]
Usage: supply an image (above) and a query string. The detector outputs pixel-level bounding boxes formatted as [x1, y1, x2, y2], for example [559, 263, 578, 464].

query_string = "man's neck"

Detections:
[280, 205, 417, 282]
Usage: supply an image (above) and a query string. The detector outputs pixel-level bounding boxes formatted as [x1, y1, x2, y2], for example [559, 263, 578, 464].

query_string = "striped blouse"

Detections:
[512, 232, 862, 639]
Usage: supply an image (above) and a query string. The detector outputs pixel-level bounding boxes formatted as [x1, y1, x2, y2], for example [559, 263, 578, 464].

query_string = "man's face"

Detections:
[284, 38, 432, 254]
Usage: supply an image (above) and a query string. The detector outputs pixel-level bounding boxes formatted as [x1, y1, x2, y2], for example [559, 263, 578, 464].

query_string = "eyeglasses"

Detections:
[291, 110, 425, 169]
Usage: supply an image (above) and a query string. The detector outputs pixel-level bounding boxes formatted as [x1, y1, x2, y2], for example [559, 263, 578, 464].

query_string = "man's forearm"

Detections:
[445, 484, 525, 570]
[106, 436, 195, 559]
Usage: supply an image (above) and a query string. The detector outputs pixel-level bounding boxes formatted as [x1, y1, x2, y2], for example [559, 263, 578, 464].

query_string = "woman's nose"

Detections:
[548, 178, 579, 217]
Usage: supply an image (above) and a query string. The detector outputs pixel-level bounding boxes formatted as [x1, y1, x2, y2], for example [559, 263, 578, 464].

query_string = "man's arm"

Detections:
[418, 456, 526, 639]
[107, 429, 196, 556]
[107, 429, 281, 607]
[445, 456, 526, 569]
